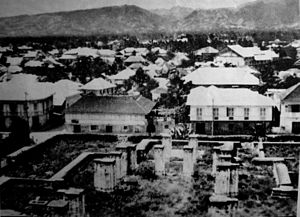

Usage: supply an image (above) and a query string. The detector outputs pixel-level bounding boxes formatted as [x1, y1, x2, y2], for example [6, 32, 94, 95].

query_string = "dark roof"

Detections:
[280, 82, 300, 101]
[66, 95, 155, 115]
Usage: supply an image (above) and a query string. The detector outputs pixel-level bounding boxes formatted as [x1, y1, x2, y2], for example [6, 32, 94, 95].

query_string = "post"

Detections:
[188, 134, 198, 163]
[183, 145, 194, 177]
[297, 152, 300, 217]
[154, 145, 165, 176]
[57, 188, 85, 217]
[211, 99, 214, 136]
[161, 133, 172, 161]
[94, 158, 116, 192]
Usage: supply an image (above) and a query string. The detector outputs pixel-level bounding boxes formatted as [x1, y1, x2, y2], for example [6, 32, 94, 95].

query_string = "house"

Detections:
[194, 46, 219, 61]
[186, 86, 274, 135]
[65, 95, 156, 134]
[107, 68, 136, 85]
[215, 45, 278, 67]
[124, 55, 147, 66]
[0, 77, 54, 130]
[80, 77, 116, 96]
[279, 83, 300, 134]
[182, 67, 260, 88]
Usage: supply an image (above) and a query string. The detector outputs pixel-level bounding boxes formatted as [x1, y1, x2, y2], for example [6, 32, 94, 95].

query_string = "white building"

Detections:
[279, 83, 300, 134]
[186, 86, 274, 135]
[80, 77, 116, 96]
[65, 95, 155, 134]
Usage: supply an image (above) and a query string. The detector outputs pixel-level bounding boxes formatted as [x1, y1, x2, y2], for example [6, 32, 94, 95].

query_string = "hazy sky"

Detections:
[0, 0, 258, 17]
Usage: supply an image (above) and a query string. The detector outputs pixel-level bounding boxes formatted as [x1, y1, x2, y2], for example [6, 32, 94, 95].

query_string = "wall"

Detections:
[0, 96, 53, 130]
[190, 106, 272, 122]
[66, 113, 148, 134]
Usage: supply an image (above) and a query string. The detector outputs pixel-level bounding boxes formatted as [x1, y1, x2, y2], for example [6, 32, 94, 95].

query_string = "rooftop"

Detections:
[81, 77, 116, 91]
[66, 95, 155, 115]
[183, 67, 260, 86]
[187, 86, 275, 107]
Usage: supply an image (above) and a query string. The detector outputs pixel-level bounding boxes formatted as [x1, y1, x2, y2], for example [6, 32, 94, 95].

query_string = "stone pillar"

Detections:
[183, 145, 194, 177]
[116, 145, 128, 177]
[275, 163, 292, 186]
[257, 138, 265, 158]
[109, 151, 122, 181]
[128, 144, 137, 173]
[154, 145, 165, 176]
[57, 188, 85, 217]
[189, 134, 198, 163]
[297, 152, 300, 217]
[212, 148, 218, 175]
[94, 158, 116, 192]
[161, 133, 172, 160]
[215, 163, 239, 197]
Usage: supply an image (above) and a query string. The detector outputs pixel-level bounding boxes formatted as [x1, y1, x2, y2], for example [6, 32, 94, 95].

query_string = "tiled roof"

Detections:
[66, 95, 155, 115]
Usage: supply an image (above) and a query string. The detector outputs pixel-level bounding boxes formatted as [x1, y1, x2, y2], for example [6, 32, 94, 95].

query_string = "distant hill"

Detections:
[0, 5, 171, 37]
[151, 6, 194, 21]
[0, 1, 299, 37]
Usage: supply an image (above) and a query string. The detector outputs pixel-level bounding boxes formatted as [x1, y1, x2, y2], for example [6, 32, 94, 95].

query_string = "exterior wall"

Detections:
[190, 106, 272, 122]
[280, 102, 300, 133]
[65, 113, 148, 134]
[0, 96, 53, 130]
[214, 52, 245, 66]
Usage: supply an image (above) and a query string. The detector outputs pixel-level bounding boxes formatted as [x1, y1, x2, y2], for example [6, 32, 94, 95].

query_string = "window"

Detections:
[227, 107, 234, 120]
[291, 105, 300, 113]
[260, 108, 266, 119]
[196, 108, 202, 120]
[213, 108, 219, 120]
[91, 125, 98, 131]
[123, 126, 128, 131]
[71, 119, 79, 124]
[34, 103, 38, 111]
[244, 108, 250, 120]
[164, 125, 169, 129]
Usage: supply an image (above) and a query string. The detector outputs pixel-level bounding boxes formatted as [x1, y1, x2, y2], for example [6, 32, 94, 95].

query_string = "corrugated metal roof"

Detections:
[187, 86, 274, 107]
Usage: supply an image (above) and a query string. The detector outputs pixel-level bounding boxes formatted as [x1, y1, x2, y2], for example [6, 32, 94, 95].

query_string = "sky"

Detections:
[0, 0, 258, 17]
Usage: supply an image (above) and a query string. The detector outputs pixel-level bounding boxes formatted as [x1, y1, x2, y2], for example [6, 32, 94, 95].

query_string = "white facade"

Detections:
[280, 103, 300, 133]
[190, 106, 272, 122]
[66, 113, 147, 133]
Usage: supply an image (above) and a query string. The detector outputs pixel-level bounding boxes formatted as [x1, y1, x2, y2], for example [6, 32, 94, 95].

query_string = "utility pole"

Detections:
[297, 151, 300, 217]
[211, 98, 214, 136]
[24, 92, 29, 123]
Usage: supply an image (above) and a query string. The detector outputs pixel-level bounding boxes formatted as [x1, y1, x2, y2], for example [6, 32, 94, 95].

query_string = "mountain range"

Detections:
[0, 0, 299, 37]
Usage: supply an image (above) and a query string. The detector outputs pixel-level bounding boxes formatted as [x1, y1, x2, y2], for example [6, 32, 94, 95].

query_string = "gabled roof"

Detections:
[280, 82, 300, 101]
[24, 60, 44, 67]
[195, 46, 219, 55]
[66, 95, 155, 115]
[81, 77, 116, 91]
[183, 67, 260, 86]
[187, 86, 274, 107]
[98, 49, 116, 57]
[108, 68, 135, 81]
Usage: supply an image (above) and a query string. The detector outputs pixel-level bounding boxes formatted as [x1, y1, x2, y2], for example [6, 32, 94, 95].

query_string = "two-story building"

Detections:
[65, 95, 156, 134]
[215, 45, 278, 67]
[279, 83, 300, 134]
[186, 86, 275, 135]
[0, 81, 54, 131]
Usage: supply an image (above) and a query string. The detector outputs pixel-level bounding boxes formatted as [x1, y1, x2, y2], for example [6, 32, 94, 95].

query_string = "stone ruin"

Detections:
[209, 142, 239, 217]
